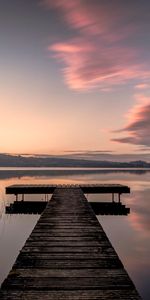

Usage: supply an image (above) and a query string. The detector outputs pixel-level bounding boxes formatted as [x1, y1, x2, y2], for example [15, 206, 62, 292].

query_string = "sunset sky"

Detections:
[1, 0, 150, 156]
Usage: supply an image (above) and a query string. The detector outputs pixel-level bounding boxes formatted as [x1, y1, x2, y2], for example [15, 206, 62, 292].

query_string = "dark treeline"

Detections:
[0, 153, 150, 168]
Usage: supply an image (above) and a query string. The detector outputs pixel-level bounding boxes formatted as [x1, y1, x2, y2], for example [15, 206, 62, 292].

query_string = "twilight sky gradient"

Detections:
[1, 0, 150, 156]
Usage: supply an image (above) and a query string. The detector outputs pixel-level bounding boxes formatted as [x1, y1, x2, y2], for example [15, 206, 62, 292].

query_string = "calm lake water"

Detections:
[0, 168, 150, 299]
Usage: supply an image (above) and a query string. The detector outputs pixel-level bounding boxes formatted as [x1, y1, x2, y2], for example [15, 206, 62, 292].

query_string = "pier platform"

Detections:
[6, 183, 130, 195]
[0, 186, 141, 299]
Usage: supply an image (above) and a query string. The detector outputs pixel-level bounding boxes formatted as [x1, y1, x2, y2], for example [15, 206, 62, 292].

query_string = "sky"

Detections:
[1, 0, 150, 158]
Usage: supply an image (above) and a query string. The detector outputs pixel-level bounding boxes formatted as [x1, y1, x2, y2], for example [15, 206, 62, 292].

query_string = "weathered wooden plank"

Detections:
[18, 252, 117, 259]
[32, 228, 103, 233]
[0, 290, 141, 300]
[30, 232, 104, 237]
[34, 226, 101, 230]
[35, 221, 100, 226]
[2, 277, 134, 290]
[27, 236, 106, 241]
[7, 268, 128, 278]
[21, 246, 115, 254]
[24, 241, 106, 247]
[14, 257, 124, 269]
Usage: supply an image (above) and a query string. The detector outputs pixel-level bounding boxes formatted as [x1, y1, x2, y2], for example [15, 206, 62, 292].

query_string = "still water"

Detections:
[0, 168, 149, 299]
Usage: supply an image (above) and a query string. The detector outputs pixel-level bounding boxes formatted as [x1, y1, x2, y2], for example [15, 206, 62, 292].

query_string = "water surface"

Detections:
[0, 168, 149, 299]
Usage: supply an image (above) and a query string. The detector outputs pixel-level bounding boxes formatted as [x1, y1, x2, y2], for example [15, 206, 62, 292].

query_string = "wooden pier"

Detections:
[0, 185, 141, 299]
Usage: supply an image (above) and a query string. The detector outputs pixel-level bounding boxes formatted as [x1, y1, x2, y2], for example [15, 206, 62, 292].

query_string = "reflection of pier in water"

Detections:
[6, 201, 130, 216]
[1, 184, 141, 300]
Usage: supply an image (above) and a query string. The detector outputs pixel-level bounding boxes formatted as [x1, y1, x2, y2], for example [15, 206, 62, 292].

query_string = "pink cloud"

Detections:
[134, 83, 150, 90]
[42, 0, 107, 35]
[112, 95, 150, 147]
[49, 40, 94, 90]
[42, 0, 137, 38]
[42, 0, 150, 91]
[50, 39, 150, 91]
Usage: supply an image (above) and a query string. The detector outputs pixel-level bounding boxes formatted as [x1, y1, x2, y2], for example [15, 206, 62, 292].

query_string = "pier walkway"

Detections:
[0, 186, 141, 299]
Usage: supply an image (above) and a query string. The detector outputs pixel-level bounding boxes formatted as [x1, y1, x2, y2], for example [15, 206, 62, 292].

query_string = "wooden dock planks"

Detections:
[0, 187, 141, 299]
[6, 184, 130, 195]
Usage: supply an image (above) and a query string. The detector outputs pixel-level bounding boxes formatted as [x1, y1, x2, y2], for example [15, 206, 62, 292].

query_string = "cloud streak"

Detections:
[42, 0, 150, 91]
[50, 39, 145, 91]
[112, 95, 150, 147]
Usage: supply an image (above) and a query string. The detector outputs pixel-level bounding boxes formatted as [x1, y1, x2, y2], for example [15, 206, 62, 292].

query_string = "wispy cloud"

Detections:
[112, 95, 150, 147]
[42, 0, 150, 91]
[49, 39, 146, 91]
[134, 83, 150, 90]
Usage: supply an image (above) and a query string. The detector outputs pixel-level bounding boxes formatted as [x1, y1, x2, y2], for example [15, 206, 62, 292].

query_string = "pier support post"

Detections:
[118, 193, 121, 203]
[112, 193, 114, 202]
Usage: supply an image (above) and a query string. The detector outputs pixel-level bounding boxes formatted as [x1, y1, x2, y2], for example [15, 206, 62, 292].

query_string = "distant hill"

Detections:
[0, 153, 150, 168]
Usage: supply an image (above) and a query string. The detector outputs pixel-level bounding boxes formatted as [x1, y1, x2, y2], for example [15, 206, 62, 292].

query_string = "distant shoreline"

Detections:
[0, 153, 150, 168]
[0, 167, 150, 170]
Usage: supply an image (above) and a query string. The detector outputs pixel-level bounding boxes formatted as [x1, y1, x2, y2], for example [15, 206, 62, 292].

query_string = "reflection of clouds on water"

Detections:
[129, 189, 150, 236]
[0, 214, 39, 284]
